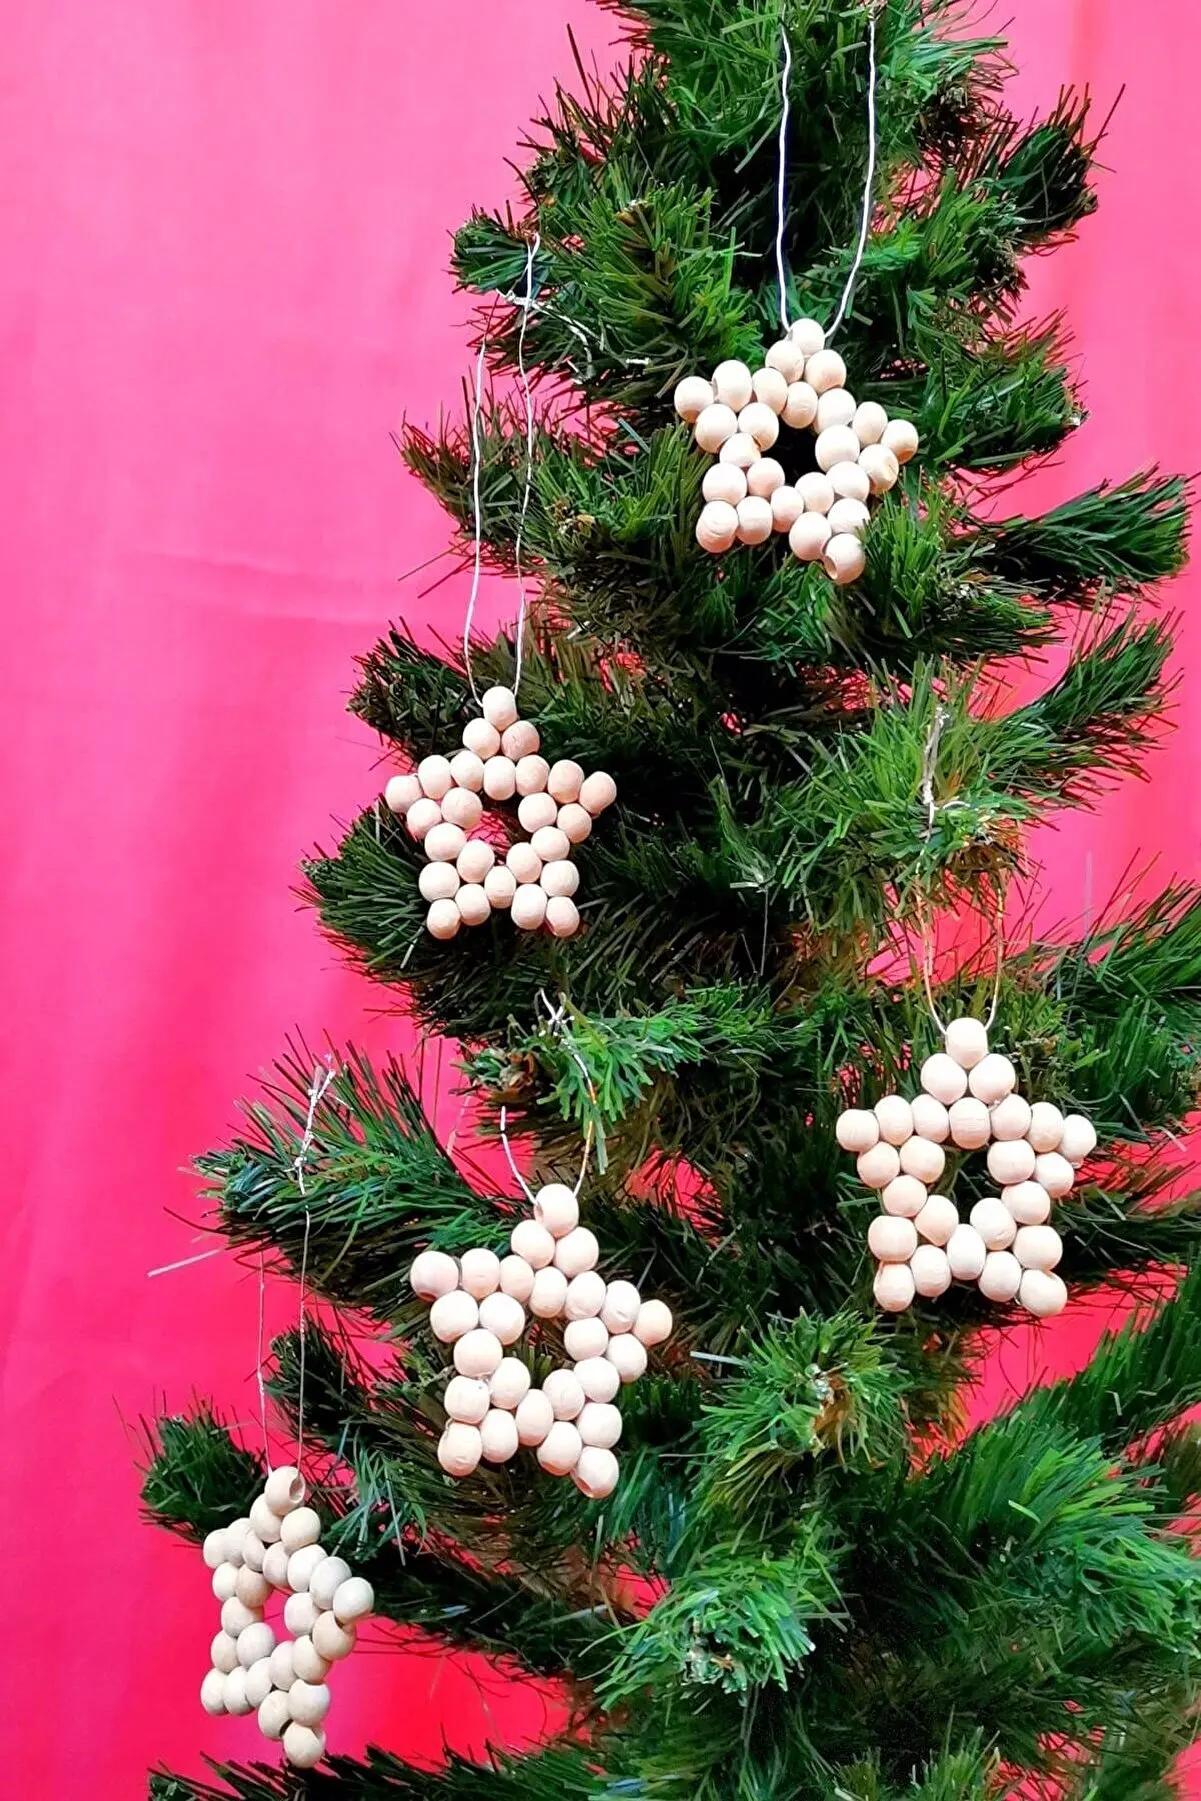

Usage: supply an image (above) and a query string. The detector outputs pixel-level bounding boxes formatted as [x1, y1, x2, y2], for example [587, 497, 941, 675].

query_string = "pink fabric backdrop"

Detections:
[2, 2, 1197, 1792]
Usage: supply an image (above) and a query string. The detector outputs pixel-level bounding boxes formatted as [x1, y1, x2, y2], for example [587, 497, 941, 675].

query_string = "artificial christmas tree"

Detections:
[142, 0, 1201, 1794]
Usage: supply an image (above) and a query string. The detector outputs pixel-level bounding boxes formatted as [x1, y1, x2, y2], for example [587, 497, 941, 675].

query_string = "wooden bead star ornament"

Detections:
[674, 317, 919, 584]
[409, 1182, 672, 1498]
[382, 685, 617, 942]
[199, 1466, 375, 1769]
[837, 1017, 1097, 1319]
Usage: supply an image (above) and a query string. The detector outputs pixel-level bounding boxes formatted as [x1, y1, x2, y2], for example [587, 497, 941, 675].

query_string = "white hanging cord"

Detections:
[146, 1243, 224, 1278]
[774, 25, 794, 335]
[290, 1058, 337, 1472]
[827, 2, 882, 342]
[498, 1104, 537, 1204]
[511, 233, 540, 697]
[536, 989, 596, 1195]
[462, 335, 489, 705]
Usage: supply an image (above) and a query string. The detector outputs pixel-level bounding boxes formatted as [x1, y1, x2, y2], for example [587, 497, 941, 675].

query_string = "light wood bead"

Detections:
[921, 1052, 968, 1104]
[262, 1542, 291, 1589]
[439, 1419, 482, 1476]
[463, 717, 501, 759]
[1013, 1225, 1063, 1272]
[541, 859, 580, 898]
[823, 533, 866, 585]
[447, 751, 485, 794]
[547, 759, 585, 803]
[409, 1248, 459, 1299]
[988, 1093, 1032, 1141]
[565, 1269, 607, 1319]
[882, 1175, 927, 1218]
[534, 1182, 578, 1237]
[606, 1333, 648, 1382]
[454, 839, 494, 885]
[601, 1279, 641, 1333]
[736, 496, 774, 544]
[804, 348, 847, 394]
[289, 1680, 331, 1728]
[573, 1446, 620, 1499]
[244, 1655, 275, 1708]
[674, 375, 715, 422]
[577, 1401, 623, 1449]
[751, 367, 789, 413]
[282, 1723, 326, 1770]
[515, 1388, 556, 1447]
[543, 1369, 586, 1420]
[868, 1214, 918, 1263]
[828, 460, 872, 503]
[419, 862, 460, 903]
[235, 1566, 271, 1609]
[506, 842, 542, 884]
[712, 359, 754, 410]
[220, 1596, 262, 1638]
[478, 1291, 526, 1345]
[554, 1226, 600, 1277]
[852, 400, 888, 445]
[1034, 1152, 1075, 1198]
[288, 1545, 327, 1594]
[910, 1244, 952, 1297]
[836, 1108, 879, 1153]
[444, 1375, 491, 1426]
[987, 1139, 1036, 1187]
[967, 1053, 1016, 1104]
[481, 686, 519, 731]
[948, 1097, 991, 1150]
[537, 1421, 584, 1476]
[489, 1358, 532, 1410]
[480, 1408, 521, 1463]
[257, 1690, 292, 1741]
[212, 1561, 237, 1602]
[1019, 1269, 1068, 1318]
[499, 1254, 536, 1303]
[405, 797, 442, 842]
[1002, 1181, 1052, 1225]
[330, 1576, 374, 1624]
[970, 1196, 1018, 1251]
[529, 1265, 569, 1318]
[874, 1095, 914, 1145]
[284, 1591, 320, 1638]
[546, 895, 581, 939]
[719, 431, 759, 469]
[417, 755, 454, 801]
[782, 381, 819, 428]
[202, 1528, 229, 1570]
[693, 403, 739, 453]
[429, 1290, 479, 1343]
[1059, 1114, 1097, 1165]
[737, 401, 780, 450]
[789, 317, 826, 356]
[200, 1668, 228, 1715]
[511, 884, 548, 931]
[575, 1355, 621, 1402]
[857, 1141, 900, 1189]
[765, 338, 807, 382]
[826, 497, 870, 539]
[797, 471, 836, 513]
[517, 792, 557, 833]
[268, 1641, 296, 1691]
[236, 1621, 276, 1669]
[223, 1517, 250, 1562]
[858, 443, 900, 494]
[384, 773, 422, 816]
[242, 1529, 266, 1572]
[946, 1223, 988, 1280]
[309, 1556, 354, 1612]
[426, 898, 461, 941]
[873, 1262, 915, 1313]
[771, 485, 805, 532]
[210, 1630, 239, 1675]
[914, 1194, 958, 1246]
[425, 821, 467, 863]
[456, 885, 491, 929]
[633, 1298, 673, 1347]
[482, 756, 517, 801]
[789, 512, 832, 562]
[515, 753, 551, 796]
[899, 1135, 945, 1185]
[702, 462, 747, 506]
[510, 1218, 556, 1268]
[816, 387, 857, 432]
[311, 1612, 357, 1662]
[910, 1094, 950, 1143]
[222, 1668, 252, 1716]
[459, 1247, 500, 1299]
[553, 801, 590, 846]
[1026, 1102, 1064, 1152]
[815, 425, 861, 471]
[882, 418, 919, 464]
[280, 1506, 322, 1553]
[979, 1250, 1023, 1303]
[696, 500, 739, 553]
[746, 457, 786, 498]
[453, 1327, 504, 1379]
[579, 771, 617, 816]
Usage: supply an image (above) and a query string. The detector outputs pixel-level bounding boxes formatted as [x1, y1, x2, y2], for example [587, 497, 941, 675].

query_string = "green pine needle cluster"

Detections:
[143, 1, 1201, 1796]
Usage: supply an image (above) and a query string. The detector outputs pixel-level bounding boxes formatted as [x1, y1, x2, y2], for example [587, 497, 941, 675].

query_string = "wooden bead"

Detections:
[789, 512, 832, 562]
[445, 1375, 491, 1425]
[244, 1656, 275, 1708]
[429, 1290, 479, 1342]
[455, 840, 495, 885]
[575, 1355, 621, 1403]
[502, 719, 541, 760]
[438, 1423, 483, 1475]
[746, 457, 786, 498]
[694, 493, 738, 546]
[534, 1182, 578, 1237]
[701, 462, 746, 507]
[1059, 1114, 1097, 1165]
[601, 1279, 641, 1333]
[836, 1108, 879, 1153]
[499, 1254, 536, 1302]
[478, 1291, 526, 1346]
[482, 756, 517, 801]
[765, 338, 807, 382]
[751, 367, 789, 413]
[565, 1270, 606, 1319]
[235, 1566, 271, 1609]
[518, 791, 557, 833]
[579, 771, 617, 816]
[606, 1333, 648, 1382]
[222, 1668, 252, 1716]
[782, 381, 819, 428]
[280, 1506, 322, 1552]
[910, 1094, 950, 1143]
[529, 1266, 569, 1318]
[969, 1197, 1017, 1251]
[515, 753, 551, 796]
[673, 375, 715, 422]
[882, 418, 919, 464]
[511, 884, 548, 931]
[815, 425, 861, 472]
[537, 1421, 584, 1476]
[546, 895, 581, 939]
[826, 499, 870, 541]
[737, 402, 779, 450]
[1002, 1181, 1052, 1225]
[804, 349, 846, 394]
[1026, 1102, 1064, 1152]
[460, 1248, 501, 1298]
[200, 1668, 227, 1715]
[257, 1689, 292, 1741]
[541, 859, 580, 898]
[481, 686, 519, 730]
[910, 1244, 952, 1297]
[858, 443, 900, 494]
[242, 1531, 265, 1575]
[1034, 1152, 1075, 1198]
[510, 1218, 556, 1268]
[462, 717, 501, 759]
[797, 472, 835, 513]
[223, 1517, 251, 1563]
[282, 1723, 326, 1770]
[736, 496, 774, 544]
[868, 1214, 918, 1263]
[633, 1298, 673, 1347]
[694, 403, 739, 453]
[262, 1542, 291, 1589]
[489, 1358, 532, 1410]
[268, 1641, 296, 1690]
[719, 431, 759, 469]
[515, 1388, 556, 1446]
[479, 1409, 520, 1463]
[284, 1591, 319, 1637]
[552, 802, 588, 847]
[210, 1630, 238, 1675]
[873, 1262, 915, 1313]
[712, 359, 754, 410]
[788, 317, 825, 356]
[405, 797, 442, 841]
[417, 754, 454, 801]
[828, 460, 872, 503]
[989, 1093, 1032, 1140]
[946, 1223, 987, 1280]
[506, 842, 542, 884]
[771, 485, 805, 531]
[288, 1545, 327, 1594]
[856, 1141, 900, 1189]
[425, 821, 467, 863]
[543, 1369, 586, 1419]
[547, 759, 585, 803]
[447, 752, 485, 794]
[979, 1250, 1023, 1302]
[483, 865, 517, 910]
[331, 1576, 375, 1624]
[573, 1446, 620, 1500]
[968, 1053, 1016, 1104]
[852, 401, 888, 445]
[453, 1327, 504, 1378]
[311, 1612, 356, 1662]
[289, 1680, 331, 1728]
[202, 1528, 229, 1570]
[914, 1193, 958, 1245]
[455, 885, 490, 928]
[920, 1052, 968, 1104]
[554, 1226, 600, 1277]
[1013, 1225, 1063, 1271]
[882, 1175, 927, 1218]
[212, 1561, 237, 1602]
[384, 773, 422, 815]
[899, 1136, 945, 1185]
[816, 387, 857, 432]
[987, 1139, 1036, 1186]
[822, 533, 866, 585]
[426, 898, 461, 940]
[220, 1596, 261, 1637]
[309, 1556, 353, 1612]
[1019, 1269, 1067, 1318]
[419, 862, 460, 903]
[948, 1097, 990, 1149]
[577, 1401, 623, 1449]
[236, 1621, 276, 1669]
[874, 1095, 914, 1145]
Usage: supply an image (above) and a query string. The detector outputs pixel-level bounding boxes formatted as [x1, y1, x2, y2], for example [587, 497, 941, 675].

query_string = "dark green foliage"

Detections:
[146, 1, 1201, 1798]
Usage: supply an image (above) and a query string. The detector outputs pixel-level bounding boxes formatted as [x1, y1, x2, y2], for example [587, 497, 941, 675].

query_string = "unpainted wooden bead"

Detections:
[489, 1358, 532, 1410]
[426, 898, 461, 941]
[420, 862, 460, 903]
[515, 1388, 556, 1446]
[693, 403, 739, 454]
[836, 1108, 880, 1153]
[987, 1139, 1036, 1187]
[1013, 1224, 1063, 1271]
[531, 824, 570, 864]
[910, 1094, 950, 1143]
[484, 865, 517, 910]
[882, 1175, 927, 1218]
[311, 1612, 357, 1662]
[537, 1420, 584, 1476]
[498, 1254, 535, 1302]
[455, 885, 491, 927]
[1034, 1152, 1075, 1198]
[920, 1052, 968, 1104]
[515, 753, 551, 796]
[674, 375, 715, 422]
[453, 1327, 504, 1379]
[633, 1298, 673, 1347]
[202, 1528, 229, 1570]
[1002, 1181, 1051, 1225]
[481, 686, 519, 731]
[874, 1095, 914, 1145]
[224, 1518, 253, 1564]
[212, 1561, 237, 1602]
[946, 1223, 987, 1281]
[765, 338, 807, 382]
[746, 455, 786, 497]
[914, 1193, 958, 1245]
[771, 485, 805, 532]
[262, 1542, 291, 1589]
[712, 359, 754, 410]
[751, 367, 789, 413]
[968, 1053, 1016, 1104]
[575, 1355, 621, 1403]
[816, 387, 857, 431]
[405, 797, 443, 842]
[1019, 1269, 1068, 1318]
[541, 858, 580, 898]
[899, 1135, 945, 1185]
[857, 1141, 901, 1189]
[425, 821, 467, 864]
[543, 1369, 586, 1420]
[700, 463, 746, 509]
[970, 1197, 1017, 1251]
[210, 1630, 239, 1675]
[873, 1262, 915, 1313]
[1059, 1114, 1097, 1165]
[288, 1545, 327, 1594]
[282, 1722, 326, 1770]
[719, 431, 759, 469]
[506, 841, 542, 884]
[447, 751, 485, 795]
[826, 498, 871, 540]
[442, 786, 483, 831]
[910, 1244, 952, 1297]
[439, 1413, 485, 1465]
[460, 1246, 501, 1299]
[220, 1596, 262, 1638]
[577, 1400, 623, 1449]
[829, 460, 872, 503]
[463, 717, 501, 759]
[782, 381, 819, 428]
[858, 443, 900, 495]
[554, 1226, 600, 1277]
[736, 496, 774, 544]
[235, 1565, 271, 1609]
[564, 1271, 606, 1322]
[546, 895, 581, 939]
[445, 1375, 491, 1425]
[1026, 1102, 1064, 1153]
[789, 317, 826, 356]
[737, 401, 780, 450]
[529, 1265, 569, 1318]
[480, 1408, 520, 1463]
[573, 1446, 620, 1499]
[547, 759, 585, 804]
[882, 418, 919, 464]
[868, 1214, 918, 1263]
[696, 498, 737, 552]
[482, 756, 517, 801]
[288, 1678, 331, 1725]
[280, 1506, 322, 1553]
[429, 1290, 479, 1343]
[789, 512, 832, 562]
[244, 1656, 275, 1708]
[200, 1667, 227, 1715]
[948, 1097, 991, 1150]
[478, 1291, 526, 1346]
[534, 1182, 578, 1237]
[417, 755, 454, 801]
[815, 425, 861, 472]
[517, 797, 561, 844]
[511, 884, 548, 931]
[797, 472, 836, 513]
[601, 1279, 641, 1333]
[384, 773, 422, 815]
[978, 1250, 1022, 1303]
[258, 1689, 292, 1741]
[284, 1591, 319, 1638]
[852, 400, 888, 445]
[223, 1667, 252, 1716]
[804, 349, 847, 394]
[989, 1093, 1032, 1141]
[239, 1527, 265, 1566]
[309, 1556, 354, 1612]
[579, 771, 617, 816]
[331, 1576, 375, 1624]
[823, 533, 866, 585]
[268, 1640, 297, 1690]
[511, 1218, 556, 1268]
[236, 1621, 276, 1669]
[606, 1333, 649, 1383]
[456, 838, 495, 884]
